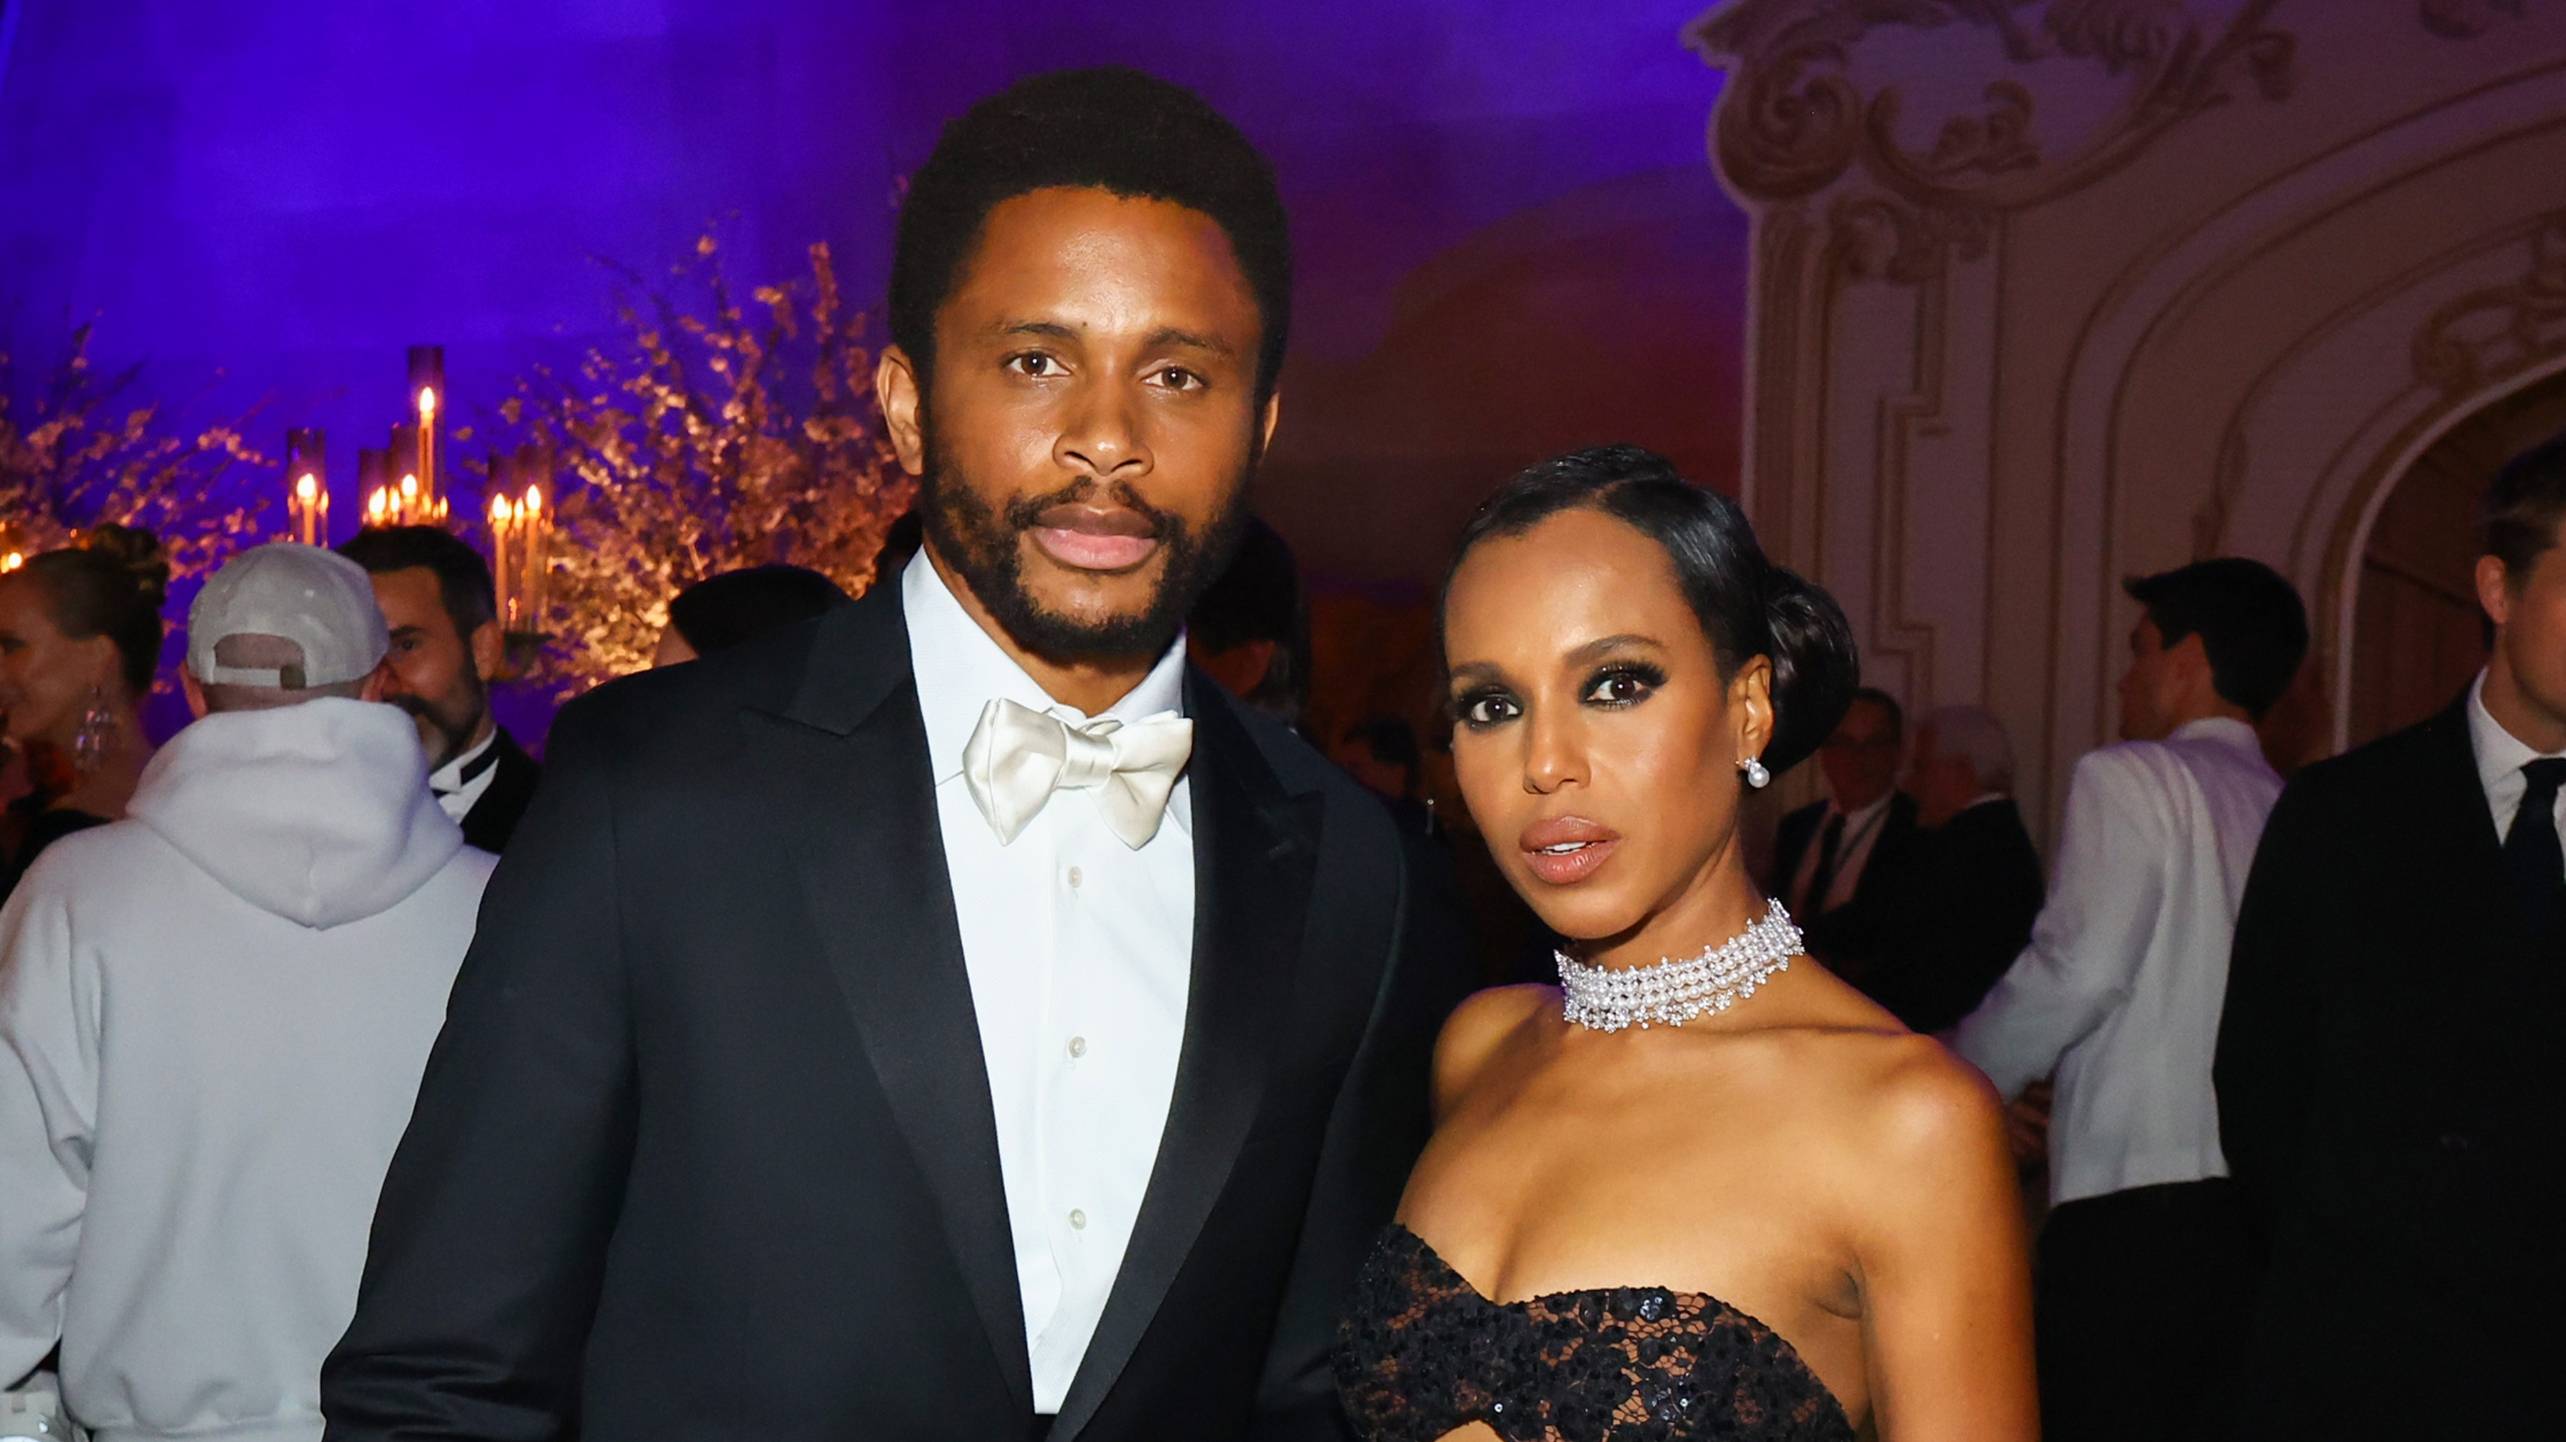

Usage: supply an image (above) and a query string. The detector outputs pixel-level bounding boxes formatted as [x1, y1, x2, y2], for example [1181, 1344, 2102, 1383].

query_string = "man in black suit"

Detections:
[1770, 687, 1919, 943]
[2216, 431, 2566, 1438]
[337, 526, 540, 852]
[1832, 705, 2045, 1034]
[322, 69, 1465, 1442]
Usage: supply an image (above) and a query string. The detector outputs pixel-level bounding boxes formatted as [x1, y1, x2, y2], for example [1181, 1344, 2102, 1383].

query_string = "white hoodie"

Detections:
[0, 698, 496, 1442]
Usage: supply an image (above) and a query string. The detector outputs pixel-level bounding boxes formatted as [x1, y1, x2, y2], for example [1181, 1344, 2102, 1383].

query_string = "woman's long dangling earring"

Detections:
[1740, 756, 1771, 790]
[72, 686, 115, 775]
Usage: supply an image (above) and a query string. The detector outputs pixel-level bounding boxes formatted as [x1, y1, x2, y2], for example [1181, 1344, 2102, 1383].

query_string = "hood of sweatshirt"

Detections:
[126, 697, 467, 929]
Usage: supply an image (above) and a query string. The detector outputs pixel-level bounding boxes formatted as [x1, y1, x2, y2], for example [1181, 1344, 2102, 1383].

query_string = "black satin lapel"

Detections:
[755, 682, 1035, 1416]
[1050, 692, 1324, 1439]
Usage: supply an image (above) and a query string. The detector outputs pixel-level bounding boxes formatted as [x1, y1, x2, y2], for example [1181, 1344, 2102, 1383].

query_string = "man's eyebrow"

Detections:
[388, 625, 429, 640]
[1146, 326, 1235, 357]
[992, 320, 1079, 343]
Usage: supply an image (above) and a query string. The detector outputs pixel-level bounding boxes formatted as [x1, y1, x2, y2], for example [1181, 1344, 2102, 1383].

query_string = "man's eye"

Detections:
[1005, 353, 1062, 378]
[1153, 366, 1204, 392]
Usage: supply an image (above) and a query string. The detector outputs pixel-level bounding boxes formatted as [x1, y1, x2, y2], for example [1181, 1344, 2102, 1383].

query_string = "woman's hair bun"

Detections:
[1756, 565, 1859, 777]
[81, 523, 171, 610]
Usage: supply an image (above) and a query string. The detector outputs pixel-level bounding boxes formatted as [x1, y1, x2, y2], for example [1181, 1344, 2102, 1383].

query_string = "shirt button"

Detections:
[1067, 1035, 1088, 1059]
[1066, 865, 1084, 890]
[1068, 1208, 1088, 1231]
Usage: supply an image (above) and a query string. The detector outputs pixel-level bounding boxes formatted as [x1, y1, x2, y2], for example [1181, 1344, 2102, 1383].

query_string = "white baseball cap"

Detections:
[187, 544, 390, 688]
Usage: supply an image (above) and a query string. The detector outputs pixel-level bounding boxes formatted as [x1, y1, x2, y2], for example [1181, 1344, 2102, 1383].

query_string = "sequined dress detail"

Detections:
[1335, 1224, 1855, 1442]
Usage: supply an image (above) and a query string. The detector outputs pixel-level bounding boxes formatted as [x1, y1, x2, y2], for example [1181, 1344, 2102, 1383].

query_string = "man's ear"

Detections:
[877, 345, 928, 478]
[181, 669, 208, 720]
[2476, 554, 2514, 632]
[359, 662, 392, 705]
[469, 618, 507, 684]
[1257, 387, 1282, 456]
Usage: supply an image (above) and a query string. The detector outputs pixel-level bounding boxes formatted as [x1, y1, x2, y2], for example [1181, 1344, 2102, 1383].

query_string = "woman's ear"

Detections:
[1731, 655, 1775, 760]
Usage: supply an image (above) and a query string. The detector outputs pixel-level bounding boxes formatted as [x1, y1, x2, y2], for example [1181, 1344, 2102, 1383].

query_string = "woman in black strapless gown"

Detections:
[1336, 448, 2035, 1441]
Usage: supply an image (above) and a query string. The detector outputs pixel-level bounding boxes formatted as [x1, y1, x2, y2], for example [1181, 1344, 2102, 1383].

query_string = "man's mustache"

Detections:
[1000, 478, 1178, 539]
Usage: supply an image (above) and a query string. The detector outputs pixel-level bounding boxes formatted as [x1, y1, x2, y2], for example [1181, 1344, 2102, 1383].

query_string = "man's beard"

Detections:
[394, 675, 488, 770]
[920, 428, 1256, 665]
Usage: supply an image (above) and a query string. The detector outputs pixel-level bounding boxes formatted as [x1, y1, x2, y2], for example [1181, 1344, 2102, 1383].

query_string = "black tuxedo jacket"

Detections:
[1822, 798, 2045, 1034]
[1769, 791, 1919, 922]
[2216, 697, 2549, 1435]
[458, 726, 540, 854]
[322, 583, 1467, 1441]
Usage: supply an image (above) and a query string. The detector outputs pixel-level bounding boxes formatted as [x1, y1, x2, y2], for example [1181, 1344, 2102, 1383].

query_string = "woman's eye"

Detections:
[1583, 668, 1659, 706]
[1006, 353, 1062, 378]
[1456, 692, 1520, 728]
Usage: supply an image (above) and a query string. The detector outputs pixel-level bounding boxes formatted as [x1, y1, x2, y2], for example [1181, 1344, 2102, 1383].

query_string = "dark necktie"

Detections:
[1801, 811, 1850, 917]
[2503, 758, 2566, 952]
[433, 742, 503, 801]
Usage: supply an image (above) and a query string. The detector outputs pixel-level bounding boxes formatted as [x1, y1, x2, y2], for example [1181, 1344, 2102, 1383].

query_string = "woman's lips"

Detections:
[1519, 816, 1621, 887]
[1029, 505, 1161, 573]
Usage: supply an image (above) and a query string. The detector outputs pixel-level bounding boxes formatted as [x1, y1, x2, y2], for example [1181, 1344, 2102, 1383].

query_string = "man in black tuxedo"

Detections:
[2216, 432, 2566, 1438]
[1770, 687, 1919, 944]
[322, 69, 1465, 1442]
[1828, 705, 2045, 1034]
[337, 526, 541, 853]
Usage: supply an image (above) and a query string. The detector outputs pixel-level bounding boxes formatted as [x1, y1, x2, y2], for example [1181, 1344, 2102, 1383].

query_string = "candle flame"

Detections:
[491, 494, 513, 524]
[399, 473, 419, 499]
[417, 386, 438, 418]
[1, 552, 20, 573]
[367, 488, 389, 522]
[523, 484, 543, 515]
[295, 473, 319, 502]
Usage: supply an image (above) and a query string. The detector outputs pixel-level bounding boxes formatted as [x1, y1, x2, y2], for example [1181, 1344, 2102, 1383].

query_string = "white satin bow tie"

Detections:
[961, 697, 1194, 849]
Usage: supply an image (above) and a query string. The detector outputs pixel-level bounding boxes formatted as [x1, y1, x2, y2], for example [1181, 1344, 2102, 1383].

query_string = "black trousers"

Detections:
[2035, 1179, 2248, 1442]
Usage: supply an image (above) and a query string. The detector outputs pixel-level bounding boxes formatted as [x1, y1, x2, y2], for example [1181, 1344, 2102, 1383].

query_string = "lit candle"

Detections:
[489, 494, 516, 628]
[293, 473, 322, 545]
[398, 473, 419, 525]
[416, 386, 439, 510]
[1, 553, 21, 573]
[367, 487, 390, 526]
[520, 483, 546, 628]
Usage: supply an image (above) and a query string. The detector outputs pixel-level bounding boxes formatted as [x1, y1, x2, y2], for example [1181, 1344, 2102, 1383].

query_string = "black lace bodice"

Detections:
[1334, 1224, 1856, 1442]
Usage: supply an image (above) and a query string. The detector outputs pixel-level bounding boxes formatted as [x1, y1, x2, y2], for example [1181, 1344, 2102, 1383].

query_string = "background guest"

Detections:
[0, 544, 494, 1442]
[1767, 685, 1918, 930]
[1953, 557, 2308, 1442]
[337, 525, 539, 852]
[1329, 713, 1438, 839]
[1186, 516, 1309, 732]
[2215, 431, 2566, 1439]
[651, 563, 852, 667]
[1816, 704, 2044, 1034]
[0, 524, 168, 900]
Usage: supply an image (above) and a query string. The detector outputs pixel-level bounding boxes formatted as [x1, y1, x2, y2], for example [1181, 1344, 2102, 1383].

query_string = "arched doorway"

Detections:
[2348, 376, 2566, 747]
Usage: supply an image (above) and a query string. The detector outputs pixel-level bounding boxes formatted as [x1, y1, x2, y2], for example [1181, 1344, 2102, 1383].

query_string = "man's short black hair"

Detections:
[1844, 686, 1904, 742]
[888, 66, 1292, 397]
[337, 525, 498, 640]
[2479, 427, 2566, 589]
[2123, 557, 2308, 720]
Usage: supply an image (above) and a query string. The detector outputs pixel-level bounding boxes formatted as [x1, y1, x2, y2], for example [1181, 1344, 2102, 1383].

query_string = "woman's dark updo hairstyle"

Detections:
[21, 523, 171, 699]
[1444, 444, 1859, 777]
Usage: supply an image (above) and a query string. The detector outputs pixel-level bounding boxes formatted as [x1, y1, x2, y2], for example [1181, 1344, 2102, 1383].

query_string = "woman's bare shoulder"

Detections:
[1430, 984, 1557, 1115]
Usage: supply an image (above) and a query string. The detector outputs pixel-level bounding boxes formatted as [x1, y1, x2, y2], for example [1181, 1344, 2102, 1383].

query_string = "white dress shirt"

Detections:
[1952, 717, 2281, 1206]
[427, 727, 499, 824]
[2469, 669, 2566, 874]
[902, 552, 1195, 1413]
[1787, 792, 1892, 914]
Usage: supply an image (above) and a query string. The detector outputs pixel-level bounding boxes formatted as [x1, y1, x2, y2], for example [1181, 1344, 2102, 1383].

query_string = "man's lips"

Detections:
[1519, 816, 1621, 886]
[1028, 504, 1162, 572]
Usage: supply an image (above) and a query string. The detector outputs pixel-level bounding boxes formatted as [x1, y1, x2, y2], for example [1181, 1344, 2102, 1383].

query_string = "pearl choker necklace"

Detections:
[1555, 899, 1804, 1032]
